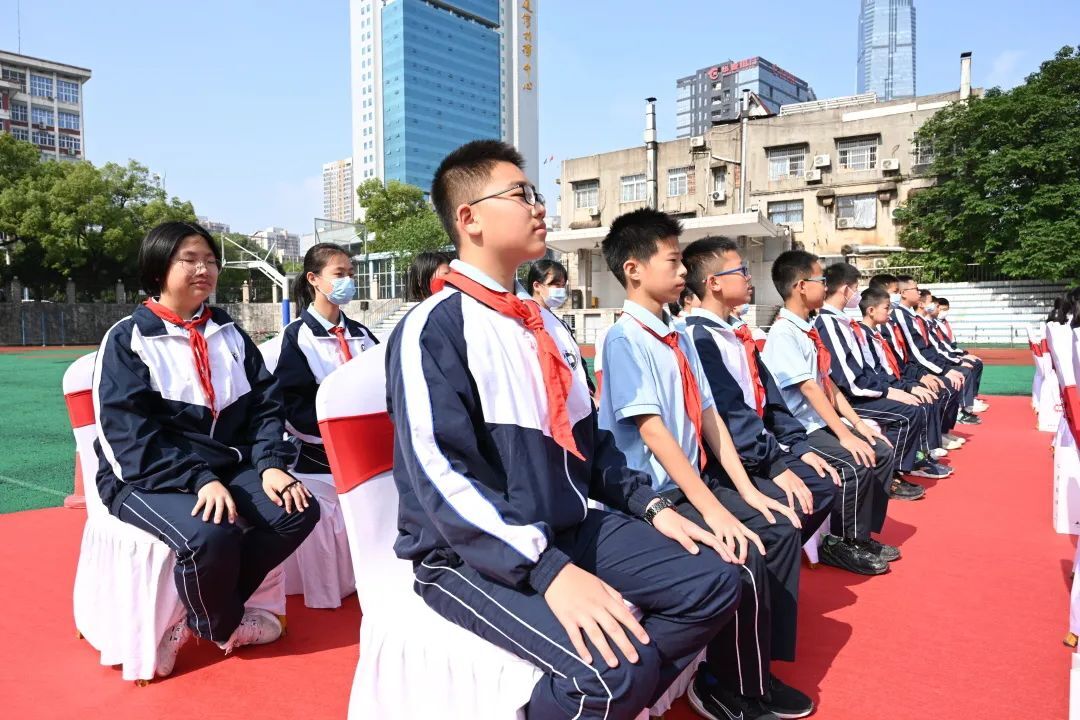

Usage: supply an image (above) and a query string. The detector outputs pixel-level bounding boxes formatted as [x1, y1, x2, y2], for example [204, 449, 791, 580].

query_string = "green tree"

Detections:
[356, 177, 450, 272]
[895, 46, 1080, 281]
[355, 178, 430, 238]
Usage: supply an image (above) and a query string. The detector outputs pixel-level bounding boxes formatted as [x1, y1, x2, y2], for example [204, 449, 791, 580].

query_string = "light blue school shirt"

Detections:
[597, 299, 715, 493]
[761, 307, 828, 434]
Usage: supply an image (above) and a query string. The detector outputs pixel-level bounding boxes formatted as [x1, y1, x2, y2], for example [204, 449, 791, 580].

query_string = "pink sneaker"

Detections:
[156, 619, 192, 677]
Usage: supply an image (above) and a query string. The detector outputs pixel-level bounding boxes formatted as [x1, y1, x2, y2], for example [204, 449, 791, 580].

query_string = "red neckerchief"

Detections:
[942, 318, 954, 341]
[633, 317, 706, 469]
[806, 328, 835, 403]
[873, 329, 903, 378]
[732, 324, 766, 417]
[916, 315, 931, 343]
[848, 319, 867, 345]
[888, 320, 910, 362]
[442, 270, 584, 461]
[144, 299, 216, 417]
[329, 326, 353, 363]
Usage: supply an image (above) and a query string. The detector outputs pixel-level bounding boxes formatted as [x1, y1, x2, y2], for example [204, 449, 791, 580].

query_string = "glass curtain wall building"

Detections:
[350, 0, 539, 216]
[857, 0, 916, 100]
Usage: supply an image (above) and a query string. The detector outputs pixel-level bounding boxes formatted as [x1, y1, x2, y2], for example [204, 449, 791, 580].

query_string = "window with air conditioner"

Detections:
[712, 167, 726, 195]
[620, 174, 646, 203]
[574, 180, 599, 210]
[912, 139, 935, 166]
[31, 106, 54, 127]
[767, 145, 807, 180]
[836, 193, 877, 229]
[837, 136, 879, 171]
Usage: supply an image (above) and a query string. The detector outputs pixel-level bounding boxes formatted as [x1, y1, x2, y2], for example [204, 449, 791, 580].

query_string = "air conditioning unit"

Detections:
[689, 135, 706, 149]
[586, 206, 600, 216]
[882, 158, 901, 171]
[710, 190, 726, 202]
[804, 169, 822, 183]
[836, 217, 856, 229]
[813, 154, 831, 168]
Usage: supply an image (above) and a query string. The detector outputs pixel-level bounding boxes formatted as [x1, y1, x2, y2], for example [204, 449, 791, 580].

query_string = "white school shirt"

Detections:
[761, 308, 828, 434]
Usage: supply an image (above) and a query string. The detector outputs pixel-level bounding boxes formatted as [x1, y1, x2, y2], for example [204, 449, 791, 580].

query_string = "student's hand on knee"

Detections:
[702, 508, 765, 563]
[743, 487, 802, 530]
[855, 420, 892, 449]
[801, 452, 842, 487]
[773, 469, 814, 516]
[838, 431, 875, 467]
[261, 468, 313, 514]
[945, 369, 964, 390]
[192, 480, 236, 524]
[650, 507, 732, 562]
[544, 563, 650, 669]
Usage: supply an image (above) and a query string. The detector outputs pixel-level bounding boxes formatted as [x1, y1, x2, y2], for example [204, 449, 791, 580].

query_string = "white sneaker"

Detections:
[931, 447, 949, 459]
[943, 438, 964, 450]
[973, 399, 990, 412]
[943, 433, 967, 445]
[219, 609, 282, 654]
[156, 619, 192, 677]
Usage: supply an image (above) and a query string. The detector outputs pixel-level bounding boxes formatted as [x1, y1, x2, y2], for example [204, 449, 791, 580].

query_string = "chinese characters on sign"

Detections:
[521, 0, 534, 91]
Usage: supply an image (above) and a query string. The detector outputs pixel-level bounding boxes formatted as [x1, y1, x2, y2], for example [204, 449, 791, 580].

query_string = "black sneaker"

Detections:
[762, 674, 814, 719]
[908, 459, 952, 479]
[855, 538, 901, 563]
[688, 673, 779, 720]
[818, 535, 888, 575]
[957, 411, 982, 425]
[888, 477, 926, 501]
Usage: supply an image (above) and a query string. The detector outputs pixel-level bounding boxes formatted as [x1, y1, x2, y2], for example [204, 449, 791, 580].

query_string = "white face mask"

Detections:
[925, 303, 938, 314]
[545, 286, 568, 309]
[939, 310, 948, 319]
[735, 303, 751, 317]
[889, 293, 902, 305]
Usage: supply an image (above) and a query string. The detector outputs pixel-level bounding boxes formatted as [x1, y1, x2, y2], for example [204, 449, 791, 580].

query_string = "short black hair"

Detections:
[405, 251, 453, 301]
[601, 208, 682, 287]
[771, 249, 819, 300]
[824, 261, 861, 295]
[868, 273, 898, 290]
[918, 289, 932, 300]
[138, 221, 220, 296]
[934, 296, 949, 306]
[431, 140, 526, 247]
[895, 274, 916, 286]
[293, 242, 352, 306]
[859, 286, 890, 315]
[526, 258, 568, 296]
[682, 236, 738, 300]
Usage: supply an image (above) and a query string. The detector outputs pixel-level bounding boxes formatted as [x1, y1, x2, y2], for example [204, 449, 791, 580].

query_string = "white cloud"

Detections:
[985, 50, 1025, 90]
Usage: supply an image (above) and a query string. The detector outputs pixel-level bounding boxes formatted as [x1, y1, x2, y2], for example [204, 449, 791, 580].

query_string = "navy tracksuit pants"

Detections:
[805, 430, 895, 539]
[850, 397, 926, 474]
[115, 466, 320, 643]
[414, 509, 740, 720]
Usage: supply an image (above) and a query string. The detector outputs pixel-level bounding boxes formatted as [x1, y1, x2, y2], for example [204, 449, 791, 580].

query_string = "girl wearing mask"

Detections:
[524, 259, 597, 395]
[273, 243, 378, 605]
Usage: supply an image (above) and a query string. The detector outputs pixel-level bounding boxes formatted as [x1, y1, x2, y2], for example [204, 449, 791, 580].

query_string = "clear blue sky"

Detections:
[3, 0, 1077, 235]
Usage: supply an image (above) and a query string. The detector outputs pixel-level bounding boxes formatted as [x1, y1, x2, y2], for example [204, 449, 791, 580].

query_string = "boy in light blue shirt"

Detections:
[599, 208, 813, 720]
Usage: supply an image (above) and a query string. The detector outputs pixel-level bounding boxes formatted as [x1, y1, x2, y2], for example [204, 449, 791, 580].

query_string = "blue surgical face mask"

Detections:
[925, 302, 938, 314]
[545, 287, 568, 309]
[735, 303, 750, 317]
[889, 293, 902, 305]
[320, 276, 355, 306]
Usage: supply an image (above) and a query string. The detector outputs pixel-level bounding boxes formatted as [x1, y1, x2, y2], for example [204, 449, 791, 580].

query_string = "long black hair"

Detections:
[293, 243, 351, 307]
[405, 251, 452, 301]
[138, 221, 220, 296]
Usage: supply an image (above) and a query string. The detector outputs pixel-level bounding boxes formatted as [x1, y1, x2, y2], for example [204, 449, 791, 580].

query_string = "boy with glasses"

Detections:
[761, 251, 897, 576]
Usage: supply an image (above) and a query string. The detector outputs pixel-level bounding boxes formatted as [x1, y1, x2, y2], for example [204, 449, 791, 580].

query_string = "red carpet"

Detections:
[0, 396, 1071, 719]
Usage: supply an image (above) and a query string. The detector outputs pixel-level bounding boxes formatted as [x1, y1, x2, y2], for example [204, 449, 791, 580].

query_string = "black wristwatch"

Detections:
[642, 496, 675, 526]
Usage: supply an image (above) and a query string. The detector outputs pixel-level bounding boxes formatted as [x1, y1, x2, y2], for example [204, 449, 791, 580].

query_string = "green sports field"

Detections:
[0, 349, 1039, 516]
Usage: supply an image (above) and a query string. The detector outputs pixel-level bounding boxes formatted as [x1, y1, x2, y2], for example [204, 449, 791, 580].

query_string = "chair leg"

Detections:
[277, 614, 288, 637]
[135, 679, 151, 687]
[1065, 632, 1078, 648]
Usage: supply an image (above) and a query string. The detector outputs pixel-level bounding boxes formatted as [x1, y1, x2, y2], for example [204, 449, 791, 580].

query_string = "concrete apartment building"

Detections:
[0, 50, 91, 162]
[252, 227, 302, 262]
[323, 157, 355, 224]
[547, 55, 977, 337]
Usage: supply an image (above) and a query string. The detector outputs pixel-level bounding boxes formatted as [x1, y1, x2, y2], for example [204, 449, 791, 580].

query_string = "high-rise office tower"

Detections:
[857, 0, 916, 100]
[323, 157, 355, 224]
[349, 0, 539, 217]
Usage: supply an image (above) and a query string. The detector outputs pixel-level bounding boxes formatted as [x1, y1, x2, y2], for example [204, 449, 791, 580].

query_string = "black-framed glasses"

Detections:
[468, 182, 545, 208]
[802, 275, 827, 285]
[712, 264, 750, 279]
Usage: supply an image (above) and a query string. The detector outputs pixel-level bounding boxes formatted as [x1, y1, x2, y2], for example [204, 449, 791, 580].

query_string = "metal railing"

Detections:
[362, 297, 405, 329]
[882, 262, 1042, 284]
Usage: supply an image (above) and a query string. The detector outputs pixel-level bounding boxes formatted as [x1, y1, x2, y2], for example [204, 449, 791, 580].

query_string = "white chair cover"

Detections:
[1031, 323, 1062, 432]
[1046, 326, 1080, 536]
[317, 344, 698, 720]
[260, 337, 355, 609]
[68, 352, 285, 682]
